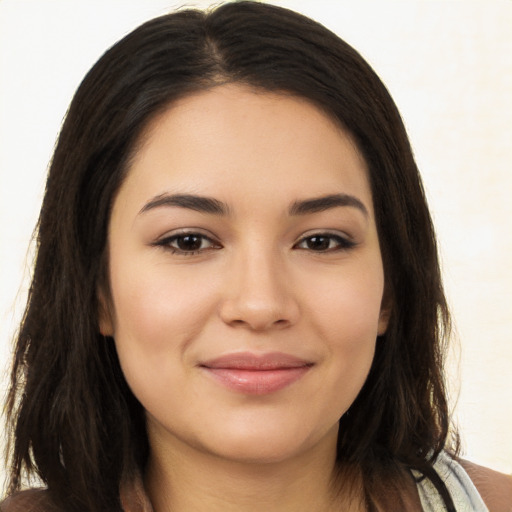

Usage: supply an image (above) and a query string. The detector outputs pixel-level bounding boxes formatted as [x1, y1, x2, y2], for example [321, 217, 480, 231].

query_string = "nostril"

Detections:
[225, 316, 291, 331]
[218, 292, 300, 331]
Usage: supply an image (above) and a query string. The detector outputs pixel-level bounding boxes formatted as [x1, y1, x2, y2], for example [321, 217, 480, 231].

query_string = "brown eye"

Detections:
[304, 236, 331, 251]
[295, 233, 356, 252]
[175, 234, 203, 251]
[154, 232, 220, 254]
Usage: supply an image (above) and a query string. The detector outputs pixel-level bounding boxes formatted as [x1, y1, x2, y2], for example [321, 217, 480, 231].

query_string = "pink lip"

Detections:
[200, 352, 313, 395]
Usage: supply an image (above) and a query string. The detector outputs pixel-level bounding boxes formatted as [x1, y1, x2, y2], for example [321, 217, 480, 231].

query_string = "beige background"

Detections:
[1, 0, 511, 488]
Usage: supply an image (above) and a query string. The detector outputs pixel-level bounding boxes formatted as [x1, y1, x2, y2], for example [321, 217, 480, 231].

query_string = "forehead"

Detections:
[120, 84, 373, 216]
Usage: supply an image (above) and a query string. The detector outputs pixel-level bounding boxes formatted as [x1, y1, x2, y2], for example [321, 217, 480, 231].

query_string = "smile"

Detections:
[199, 352, 314, 395]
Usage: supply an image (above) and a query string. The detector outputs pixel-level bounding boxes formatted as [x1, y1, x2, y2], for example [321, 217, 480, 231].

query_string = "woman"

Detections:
[2, 2, 511, 511]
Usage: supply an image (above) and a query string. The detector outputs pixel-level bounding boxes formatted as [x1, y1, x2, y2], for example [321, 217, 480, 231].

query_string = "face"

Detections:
[100, 84, 389, 465]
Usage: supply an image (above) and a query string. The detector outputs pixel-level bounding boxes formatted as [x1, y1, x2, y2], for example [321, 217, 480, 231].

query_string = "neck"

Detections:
[144, 429, 363, 512]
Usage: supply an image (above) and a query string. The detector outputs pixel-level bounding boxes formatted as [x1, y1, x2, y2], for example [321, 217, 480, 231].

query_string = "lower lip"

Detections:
[202, 366, 311, 395]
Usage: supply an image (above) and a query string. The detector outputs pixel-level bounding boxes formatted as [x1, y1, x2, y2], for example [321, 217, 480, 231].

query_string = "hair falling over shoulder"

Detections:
[4, 2, 458, 511]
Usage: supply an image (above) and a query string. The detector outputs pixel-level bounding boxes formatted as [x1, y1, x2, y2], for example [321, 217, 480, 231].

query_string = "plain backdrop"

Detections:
[1, 0, 511, 488]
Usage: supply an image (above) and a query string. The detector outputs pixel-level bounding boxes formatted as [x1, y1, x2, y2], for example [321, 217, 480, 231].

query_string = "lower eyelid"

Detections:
[152, 232, 220, 250]
[152, 231, 356, 253]
[295, 233, 355, 249]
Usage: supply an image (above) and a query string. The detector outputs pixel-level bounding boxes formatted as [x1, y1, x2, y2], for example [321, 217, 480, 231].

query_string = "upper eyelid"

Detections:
[152, 228, 355, 246]
[156, 228, 220, 242]
[295, 229, 353, 242]
[293, 231, 357, 250]
[153, 233, 222, 256]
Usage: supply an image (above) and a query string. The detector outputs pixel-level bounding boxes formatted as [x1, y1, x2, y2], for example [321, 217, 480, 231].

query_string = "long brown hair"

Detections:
[5, 2, 456, 510]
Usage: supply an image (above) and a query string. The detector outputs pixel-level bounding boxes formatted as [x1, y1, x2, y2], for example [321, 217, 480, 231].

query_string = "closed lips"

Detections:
[200, 352, 313, 395]
[200, 352, 314, 370]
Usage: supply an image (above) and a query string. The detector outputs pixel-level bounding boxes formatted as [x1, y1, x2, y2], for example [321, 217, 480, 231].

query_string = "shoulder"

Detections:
[459, 458, 512, 512]
[0, 489, 57, 512]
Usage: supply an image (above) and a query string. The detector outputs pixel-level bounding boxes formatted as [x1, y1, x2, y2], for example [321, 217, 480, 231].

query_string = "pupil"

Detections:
[308, 236, 329, 250]
[178, 235, 201, 251]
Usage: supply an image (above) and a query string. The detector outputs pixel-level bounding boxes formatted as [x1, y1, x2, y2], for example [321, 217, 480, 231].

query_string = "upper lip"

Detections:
[200, 352, 313, 370]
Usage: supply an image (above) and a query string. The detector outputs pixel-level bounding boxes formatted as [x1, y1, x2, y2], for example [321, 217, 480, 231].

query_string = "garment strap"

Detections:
[413, 451, 489, 511]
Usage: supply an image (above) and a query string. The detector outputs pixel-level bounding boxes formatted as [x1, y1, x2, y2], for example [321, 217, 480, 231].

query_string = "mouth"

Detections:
[199, 352, 314, 395]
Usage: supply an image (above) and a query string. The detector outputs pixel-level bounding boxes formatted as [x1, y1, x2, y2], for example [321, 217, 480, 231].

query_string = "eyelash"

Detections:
[152, 232, 220, 255]
[153, 232, 356, 256]
[295, 233, 356, 252]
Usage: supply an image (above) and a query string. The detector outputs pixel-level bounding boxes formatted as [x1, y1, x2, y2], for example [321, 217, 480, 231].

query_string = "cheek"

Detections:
[108, 259, 217, 386]
[111, 254, 215, 336]
[307, 262, 385, 342]
[304, 264, 383, 403]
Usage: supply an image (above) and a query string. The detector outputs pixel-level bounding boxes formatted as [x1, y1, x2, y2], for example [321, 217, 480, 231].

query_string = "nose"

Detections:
[219, 248, 300, 331]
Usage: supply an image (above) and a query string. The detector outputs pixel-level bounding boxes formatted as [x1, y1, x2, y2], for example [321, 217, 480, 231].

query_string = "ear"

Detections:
[377, 306, 391, 336]
[377, 290, 392, 336]
[98, 287, 115, 337]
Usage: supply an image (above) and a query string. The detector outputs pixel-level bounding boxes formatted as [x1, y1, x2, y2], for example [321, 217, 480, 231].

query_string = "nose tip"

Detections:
[221, 300, 296, 331]
[218, 256, 300, 331]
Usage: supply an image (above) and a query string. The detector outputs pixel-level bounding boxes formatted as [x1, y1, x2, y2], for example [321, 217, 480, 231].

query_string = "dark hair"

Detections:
[5, 2, 456, 510]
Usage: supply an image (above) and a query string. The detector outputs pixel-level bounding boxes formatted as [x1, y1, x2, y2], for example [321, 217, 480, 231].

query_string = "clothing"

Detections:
[0, 451, 489, 511]
[121, 450, 490, 511]
[120, 450, 489, 511]
[413, 451, 489, 511]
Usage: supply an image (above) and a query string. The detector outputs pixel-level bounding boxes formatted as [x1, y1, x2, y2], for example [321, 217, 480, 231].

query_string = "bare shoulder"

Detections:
[459, 458, 512, 512]
[0, 489, 56, 512]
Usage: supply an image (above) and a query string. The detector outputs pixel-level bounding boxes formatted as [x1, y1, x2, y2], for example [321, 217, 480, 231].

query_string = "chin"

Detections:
[206, 438, 311, 465]
[194, 420, 338, 467]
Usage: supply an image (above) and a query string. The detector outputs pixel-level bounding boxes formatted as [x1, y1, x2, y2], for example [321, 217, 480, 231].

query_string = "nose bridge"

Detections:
[240, 243, 282, 298]
[220, 240, 298, 330]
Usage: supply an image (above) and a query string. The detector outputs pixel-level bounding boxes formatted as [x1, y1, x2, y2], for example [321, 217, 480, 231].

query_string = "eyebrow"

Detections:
[139, 192, 368, 218]
[139, 193, 229, 215]
[289, 194, 369, 217]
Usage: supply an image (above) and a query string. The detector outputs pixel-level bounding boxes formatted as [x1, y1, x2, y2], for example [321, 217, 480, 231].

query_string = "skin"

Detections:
[100, 84, 391, 511]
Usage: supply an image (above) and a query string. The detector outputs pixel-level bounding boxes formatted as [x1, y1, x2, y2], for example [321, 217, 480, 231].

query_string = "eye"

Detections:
[294, 233, 356, 252]
[154, 232, 221, 255]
